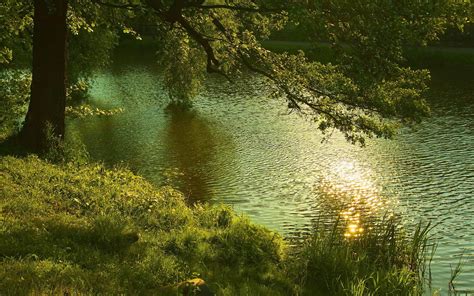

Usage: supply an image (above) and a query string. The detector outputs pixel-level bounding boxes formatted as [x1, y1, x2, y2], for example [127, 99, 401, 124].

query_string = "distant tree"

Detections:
[1, 0, 471, 151]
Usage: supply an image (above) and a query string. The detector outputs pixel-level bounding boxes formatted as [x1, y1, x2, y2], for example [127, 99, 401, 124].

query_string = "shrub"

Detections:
[0, 70, 30, 140]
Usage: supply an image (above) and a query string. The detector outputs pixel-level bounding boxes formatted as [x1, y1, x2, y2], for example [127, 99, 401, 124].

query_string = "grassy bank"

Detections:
[0, 155, 430, 295]
[262, 40, 474, 67]
[0, 156, 290, 295]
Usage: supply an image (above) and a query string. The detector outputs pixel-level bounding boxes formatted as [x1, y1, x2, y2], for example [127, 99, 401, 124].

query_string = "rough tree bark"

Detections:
[20, 0, 68, 151]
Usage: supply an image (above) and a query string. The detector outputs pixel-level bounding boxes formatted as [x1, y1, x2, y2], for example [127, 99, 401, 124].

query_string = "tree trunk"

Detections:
[20, 0, 68, 151]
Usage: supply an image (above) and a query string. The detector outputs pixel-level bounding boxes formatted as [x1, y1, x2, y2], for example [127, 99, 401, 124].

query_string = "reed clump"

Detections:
[287, 219, 432, 296]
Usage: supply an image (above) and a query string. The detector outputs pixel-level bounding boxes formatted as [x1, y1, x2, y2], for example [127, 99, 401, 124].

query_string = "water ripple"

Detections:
[69, 63, 474, 291]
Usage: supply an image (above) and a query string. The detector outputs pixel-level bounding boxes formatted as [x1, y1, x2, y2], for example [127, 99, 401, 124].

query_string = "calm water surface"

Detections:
[69, 56, 474, 292]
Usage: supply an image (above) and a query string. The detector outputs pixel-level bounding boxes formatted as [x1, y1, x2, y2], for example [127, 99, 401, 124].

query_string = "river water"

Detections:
[68, 54, 474, 292]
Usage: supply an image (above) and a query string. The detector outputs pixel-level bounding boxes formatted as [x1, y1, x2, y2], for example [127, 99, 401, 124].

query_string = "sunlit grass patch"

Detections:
[0, 156, 289, 295]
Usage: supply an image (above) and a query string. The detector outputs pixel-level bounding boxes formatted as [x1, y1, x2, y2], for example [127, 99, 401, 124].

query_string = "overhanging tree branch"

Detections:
[144, 0, 390, 128]
[90, 0, 141, 10]
[190, 4, 281, 13]
[175, 15, 231, 80]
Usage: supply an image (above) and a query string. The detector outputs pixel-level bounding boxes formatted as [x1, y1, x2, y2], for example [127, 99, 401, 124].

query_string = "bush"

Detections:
[0, 70, 30, 140]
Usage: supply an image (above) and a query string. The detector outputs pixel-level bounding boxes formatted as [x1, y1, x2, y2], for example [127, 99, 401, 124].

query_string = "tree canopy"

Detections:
[1, 0, 472, 148]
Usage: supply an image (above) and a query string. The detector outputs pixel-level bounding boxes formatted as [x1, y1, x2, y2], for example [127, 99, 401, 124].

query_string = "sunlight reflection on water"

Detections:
[315, 159, 394, 238]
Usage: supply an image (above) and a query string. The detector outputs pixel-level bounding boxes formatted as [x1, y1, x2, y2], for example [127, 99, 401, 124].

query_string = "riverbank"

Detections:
[0, 154, 430, 295]
[262, 40, 474, 67]
[113, 38, 474, 70]
[0, 155, 290, 295]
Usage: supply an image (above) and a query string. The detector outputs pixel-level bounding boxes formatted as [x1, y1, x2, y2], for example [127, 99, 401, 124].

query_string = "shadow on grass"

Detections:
[0, 133, 30, 158]
[0, 215, 139, 261]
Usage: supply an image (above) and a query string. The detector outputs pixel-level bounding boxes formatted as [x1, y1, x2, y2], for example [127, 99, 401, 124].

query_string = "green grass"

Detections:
[0, 155, 290, 295]
[288, 220, 432, 296]
[0, 154, 432, 295]
[262, 40, 474, 68]
[405, 46, 474, 68]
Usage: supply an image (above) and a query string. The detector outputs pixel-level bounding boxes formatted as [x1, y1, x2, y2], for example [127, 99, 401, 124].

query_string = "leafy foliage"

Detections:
[160, 27, 206, 108]
[0, 71, 30, 139]
[0, 0, 32, 67]
[2, 0, 473, 144]
[65, 104, 124, 118]
[89, 0, 469, 144]
[67, 26, 119, 87]
[303, 0, 471, 79]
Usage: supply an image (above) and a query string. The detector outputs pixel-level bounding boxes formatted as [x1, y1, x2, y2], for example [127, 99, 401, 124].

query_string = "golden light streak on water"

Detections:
[317, 159, 393, 238]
